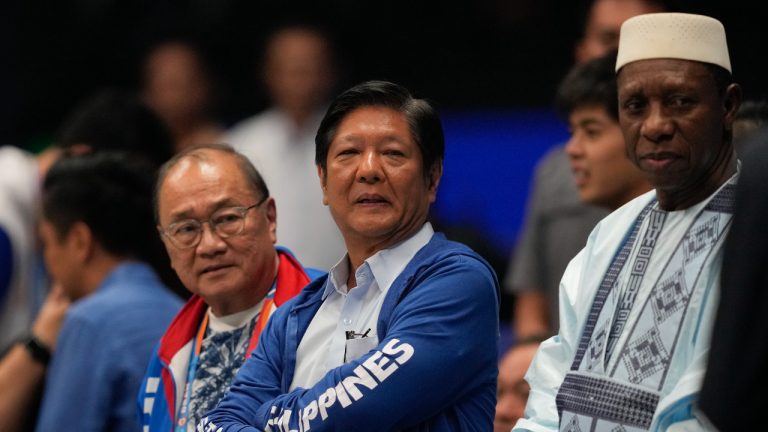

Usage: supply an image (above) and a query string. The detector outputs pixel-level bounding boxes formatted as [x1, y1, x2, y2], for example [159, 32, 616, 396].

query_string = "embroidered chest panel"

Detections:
[556, 182, 737, 431]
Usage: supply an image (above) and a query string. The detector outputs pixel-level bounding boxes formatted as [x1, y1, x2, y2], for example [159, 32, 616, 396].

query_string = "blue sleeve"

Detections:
[202, 255, 500, 431]
[36, 313, 130, 431]
[0, 227, 13, 304]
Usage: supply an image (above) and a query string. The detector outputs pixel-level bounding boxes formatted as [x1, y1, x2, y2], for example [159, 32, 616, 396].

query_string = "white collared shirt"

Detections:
[290, 223, 434, 390]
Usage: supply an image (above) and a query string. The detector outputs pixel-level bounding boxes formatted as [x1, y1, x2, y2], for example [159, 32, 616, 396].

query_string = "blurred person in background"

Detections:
[225, 23, 345, 271]
[505, 0, 668, 340]
[699, 124, 768, 431]
[142, 40, 223, 152]
[495, 50, 650, 432]
[0, 89, 177, 354]
[0, 284, 69, 432]
[560, 51, 651, 212]
[731, 99, 768, 154]
[34, 152, 182, 431]
[495, 336, 547, 432]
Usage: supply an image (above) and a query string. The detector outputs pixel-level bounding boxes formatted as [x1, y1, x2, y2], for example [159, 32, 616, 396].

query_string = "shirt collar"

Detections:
[323, 222, 434, 300]
[207, 300, 264, 333]
[96, 261, 154, 293]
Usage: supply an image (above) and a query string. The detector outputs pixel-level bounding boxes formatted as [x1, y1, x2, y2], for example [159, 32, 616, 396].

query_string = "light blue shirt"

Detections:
[290, 223, 434, 390]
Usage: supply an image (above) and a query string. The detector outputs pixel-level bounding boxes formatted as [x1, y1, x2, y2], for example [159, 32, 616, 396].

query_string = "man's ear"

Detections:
[265, 197, 278, 245]
[427, 162, 443, 203]
[723, 83, 743, 129]
[317, 164, 329, 206]
[68, 221, 94, 263]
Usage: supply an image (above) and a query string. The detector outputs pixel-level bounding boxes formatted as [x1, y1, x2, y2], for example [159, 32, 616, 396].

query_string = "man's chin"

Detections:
[197, 278, 240, 300]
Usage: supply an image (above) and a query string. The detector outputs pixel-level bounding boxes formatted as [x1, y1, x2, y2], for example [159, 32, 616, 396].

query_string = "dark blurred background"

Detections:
[4, 1, 766, 143]
[1, 1, 766, 315]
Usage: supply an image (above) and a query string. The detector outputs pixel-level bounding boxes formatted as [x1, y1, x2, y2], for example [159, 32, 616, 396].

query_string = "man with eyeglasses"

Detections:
[138, 144, 322, 432]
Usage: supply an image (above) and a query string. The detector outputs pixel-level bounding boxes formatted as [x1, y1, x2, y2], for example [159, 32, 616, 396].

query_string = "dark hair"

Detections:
[154, 143, 270, 222]
[315, 80, 444, 176]
[43, 152, 160, 262]
[556, 51, 619, 121]
[55, 89, 174, 168]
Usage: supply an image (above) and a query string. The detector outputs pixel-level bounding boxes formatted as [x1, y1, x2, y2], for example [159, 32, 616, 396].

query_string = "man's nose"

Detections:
[358, 150, 383, 183]
[641, 104, 674, 142]
[197, 222, 227, 255]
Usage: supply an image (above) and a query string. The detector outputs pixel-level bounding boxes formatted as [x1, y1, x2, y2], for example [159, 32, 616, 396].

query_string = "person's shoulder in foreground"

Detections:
[699, 126, 768, 430]
[201, 80, 500, 431]
[516, 12, 741, 432]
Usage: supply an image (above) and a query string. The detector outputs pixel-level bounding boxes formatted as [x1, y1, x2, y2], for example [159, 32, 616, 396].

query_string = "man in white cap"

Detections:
[514, 12, 741, 432]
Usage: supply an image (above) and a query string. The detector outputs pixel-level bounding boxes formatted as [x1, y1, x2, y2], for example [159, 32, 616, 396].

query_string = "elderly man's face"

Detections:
[319, 106, 440, 252]
[157, 151, 277, 316]
[618, 59, 737, 204]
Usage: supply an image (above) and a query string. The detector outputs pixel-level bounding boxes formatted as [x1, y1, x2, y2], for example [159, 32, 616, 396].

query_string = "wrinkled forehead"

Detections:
[158, 156, 254, 217]
[162, 150, 245, 188]
[333, 106, 416, 143]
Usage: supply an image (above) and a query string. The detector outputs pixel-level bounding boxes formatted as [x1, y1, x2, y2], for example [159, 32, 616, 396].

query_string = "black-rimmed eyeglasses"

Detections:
[159, 196, 268, 249]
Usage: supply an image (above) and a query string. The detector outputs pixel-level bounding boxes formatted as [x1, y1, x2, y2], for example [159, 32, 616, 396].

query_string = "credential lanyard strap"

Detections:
[175, 312, 209, 431]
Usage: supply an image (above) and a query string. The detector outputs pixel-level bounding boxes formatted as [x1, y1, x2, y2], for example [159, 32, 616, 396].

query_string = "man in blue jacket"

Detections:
[201, 80, 500, 431]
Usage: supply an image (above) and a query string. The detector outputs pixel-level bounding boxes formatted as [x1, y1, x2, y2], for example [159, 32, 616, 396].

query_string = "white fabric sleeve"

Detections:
[512, 244, 590, 432]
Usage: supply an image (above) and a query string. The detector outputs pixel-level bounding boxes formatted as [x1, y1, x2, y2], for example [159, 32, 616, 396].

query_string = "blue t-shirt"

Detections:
[35, 262, 182, 432]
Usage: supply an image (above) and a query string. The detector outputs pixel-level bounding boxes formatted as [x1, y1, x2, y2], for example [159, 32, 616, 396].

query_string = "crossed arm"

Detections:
[201, 256, 499, 431]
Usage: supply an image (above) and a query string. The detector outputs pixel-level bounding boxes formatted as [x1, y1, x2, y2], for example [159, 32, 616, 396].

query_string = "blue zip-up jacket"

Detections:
[201, 233, 500, 431]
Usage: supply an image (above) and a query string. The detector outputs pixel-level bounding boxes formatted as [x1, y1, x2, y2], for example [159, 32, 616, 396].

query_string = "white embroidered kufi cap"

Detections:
[616, 13, 731, 73]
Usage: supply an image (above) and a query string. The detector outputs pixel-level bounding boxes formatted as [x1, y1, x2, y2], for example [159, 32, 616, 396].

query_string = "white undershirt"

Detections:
[207, 299, 264, 333]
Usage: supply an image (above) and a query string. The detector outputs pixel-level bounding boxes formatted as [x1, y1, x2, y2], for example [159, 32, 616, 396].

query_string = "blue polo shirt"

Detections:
[36, 262, 182, 432]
